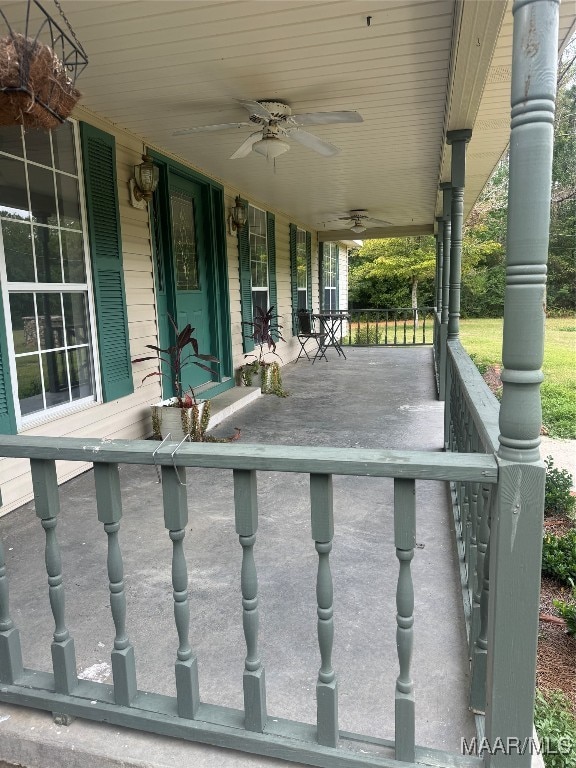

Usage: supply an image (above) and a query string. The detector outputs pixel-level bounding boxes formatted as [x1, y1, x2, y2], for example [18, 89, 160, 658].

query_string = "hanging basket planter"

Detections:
[0, 0, 88, 130]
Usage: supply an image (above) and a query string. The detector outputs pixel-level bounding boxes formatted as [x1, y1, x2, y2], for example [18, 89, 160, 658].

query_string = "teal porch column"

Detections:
[447, 129, 472, 340]
[484, 1, 559, 765]
[438, 184, 451, 402]
[435, 217, 444, 312]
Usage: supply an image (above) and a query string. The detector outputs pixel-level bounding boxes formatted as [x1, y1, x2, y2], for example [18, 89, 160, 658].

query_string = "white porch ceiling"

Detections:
[3, 0, 575, 239]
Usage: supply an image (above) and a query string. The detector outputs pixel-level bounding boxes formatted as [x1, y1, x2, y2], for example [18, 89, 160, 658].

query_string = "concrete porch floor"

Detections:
[0, 347, 475, 768]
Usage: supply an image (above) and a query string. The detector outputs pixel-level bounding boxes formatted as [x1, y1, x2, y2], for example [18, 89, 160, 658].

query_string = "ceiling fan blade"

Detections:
[365, 217, 392, 226]
[286, 129, 340, 157]
[237, 100, 273, 120]
[173, 122, 251, 137]
[230, 132, 262, 159]
[293, 110, 363, 126]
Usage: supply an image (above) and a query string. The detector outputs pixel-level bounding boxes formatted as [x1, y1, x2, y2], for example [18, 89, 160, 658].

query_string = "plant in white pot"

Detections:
[240, 306, 288, 397]
[133, 319, 219, 441]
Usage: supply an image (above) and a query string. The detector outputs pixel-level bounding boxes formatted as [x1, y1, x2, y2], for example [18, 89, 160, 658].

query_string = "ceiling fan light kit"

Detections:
[351, 223, 367, 234]
[252, 135, 290, 159]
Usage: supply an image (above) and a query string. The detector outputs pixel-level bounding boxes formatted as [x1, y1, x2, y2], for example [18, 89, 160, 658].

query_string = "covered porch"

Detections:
[0, 347, 485, 767]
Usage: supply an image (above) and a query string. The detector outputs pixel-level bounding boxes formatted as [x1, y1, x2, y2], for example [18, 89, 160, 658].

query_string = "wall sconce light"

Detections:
[129, 154, 160, 209]
[229, 196, 247, 235]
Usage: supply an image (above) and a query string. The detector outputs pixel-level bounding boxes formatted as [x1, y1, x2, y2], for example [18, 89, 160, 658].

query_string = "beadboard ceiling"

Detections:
[3, 0, 575, 239]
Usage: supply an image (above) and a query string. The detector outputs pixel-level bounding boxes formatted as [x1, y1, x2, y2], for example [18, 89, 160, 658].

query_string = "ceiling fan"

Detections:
[319, 210, 392, 234]
[172, 100, 363, 160]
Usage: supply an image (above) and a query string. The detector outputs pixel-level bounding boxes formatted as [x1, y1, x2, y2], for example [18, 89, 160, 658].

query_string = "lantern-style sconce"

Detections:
[129, 154, 160, 209]
[229, 196, 247, 234]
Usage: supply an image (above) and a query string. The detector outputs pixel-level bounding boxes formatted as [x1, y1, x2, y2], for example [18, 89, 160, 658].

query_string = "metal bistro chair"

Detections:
[295, 309, 328, 363]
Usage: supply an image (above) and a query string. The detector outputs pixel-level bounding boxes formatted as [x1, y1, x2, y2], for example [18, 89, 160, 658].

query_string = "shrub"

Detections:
[542, 529, 576, 586]
[553, 579, 576, 635]
[544, 456, 576, 517]
[352, 326, 381, 345]
[534, 689, 576, 768]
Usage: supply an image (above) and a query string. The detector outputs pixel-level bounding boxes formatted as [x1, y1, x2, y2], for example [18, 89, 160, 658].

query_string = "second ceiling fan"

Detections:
[173, 100, 363, 160]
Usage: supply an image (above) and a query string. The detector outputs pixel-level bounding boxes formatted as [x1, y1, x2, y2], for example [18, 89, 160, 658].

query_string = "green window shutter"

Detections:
[266, 212, 278, 340]
[335, 244, 340, 310]
[80, 122, 133, 402]
[306, 231, 312, 311]
[0, 291, 16, 434]
[318, 242, 324, 311]
[289, 223, 297, 335]
[237, 199, 254, 353]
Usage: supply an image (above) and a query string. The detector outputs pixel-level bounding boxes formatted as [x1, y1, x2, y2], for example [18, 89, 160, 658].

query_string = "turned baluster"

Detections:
[470, 485, 492, 713]
[161, 465, 200, 719]
[394, 478, 415, 763]
[310, 473, 338, 748]
[31, 459, 77, 695]
[234, 469, 267, 732]
[0, 537, 23, 683]
[94, 463, 137, 706]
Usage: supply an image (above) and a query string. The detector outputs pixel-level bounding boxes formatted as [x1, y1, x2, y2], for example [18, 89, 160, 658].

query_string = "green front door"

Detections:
[167, 174, 212, 395]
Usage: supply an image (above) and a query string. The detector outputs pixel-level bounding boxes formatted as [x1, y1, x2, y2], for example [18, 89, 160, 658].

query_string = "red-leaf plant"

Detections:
[242, 305, 285, 367]
[132, 316, 219, 407]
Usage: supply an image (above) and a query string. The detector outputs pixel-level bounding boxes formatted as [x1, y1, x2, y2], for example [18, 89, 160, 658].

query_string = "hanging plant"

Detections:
[0, 0, 88, 130]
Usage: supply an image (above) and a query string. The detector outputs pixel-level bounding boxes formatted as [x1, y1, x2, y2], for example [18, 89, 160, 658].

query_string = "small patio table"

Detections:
[312, 311, 350, 359]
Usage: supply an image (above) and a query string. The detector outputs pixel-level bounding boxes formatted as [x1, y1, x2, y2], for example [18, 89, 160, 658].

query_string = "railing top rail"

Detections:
[0, 435, 498, 483]
[447, 339, 500, 454]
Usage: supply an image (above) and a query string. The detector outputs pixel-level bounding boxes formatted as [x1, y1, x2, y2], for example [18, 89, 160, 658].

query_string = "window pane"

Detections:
[0, 126, 23, 158]
[69, 347, 93, 401]
[25, 130, 52, 167]
[252, 289, 268, 320]
[34, 226, 62, 282]
[3, 220, 34, 282]
[56, 174, 81, 229]
[0, 156, 29, 219]
[298, 288, 307, 310]
[171, 192, 199, 291]
[28, 165, 57, 225]
[16, 355, 43, 416]
[36, 293, 64, 350]
[52, 123, 76, 174]
[63, 293, 89, 345]
[61, 230, 86, 283]
[10, 293, 36, 353]
[42, 350, 69, 408]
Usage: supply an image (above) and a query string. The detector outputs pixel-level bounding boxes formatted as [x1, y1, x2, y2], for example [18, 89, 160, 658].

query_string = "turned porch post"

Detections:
[438, 183, 451, 402]
[435, 217, 444, 312]
[447, 129, 472, 341]
[484, 1, 559, 765]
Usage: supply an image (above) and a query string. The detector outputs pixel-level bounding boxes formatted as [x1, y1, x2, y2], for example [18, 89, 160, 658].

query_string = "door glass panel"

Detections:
[170, 191, 199, 291]
[3, 220, 34, 281]
[16, 355, 43, 415]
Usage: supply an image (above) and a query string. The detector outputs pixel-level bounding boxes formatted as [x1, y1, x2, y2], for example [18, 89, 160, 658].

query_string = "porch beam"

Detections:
[484, 1, 559, 766]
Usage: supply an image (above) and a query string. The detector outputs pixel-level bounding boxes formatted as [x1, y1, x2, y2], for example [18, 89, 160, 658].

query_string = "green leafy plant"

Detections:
[534, 688, 576, 768]
[542, 529, 576, 586]
[352, 325, 382, 345]
[553, 579, 576, 635]
[132, 316, 219, 406]
[545, 456, 575, 518]
[241, 306, 288, 397]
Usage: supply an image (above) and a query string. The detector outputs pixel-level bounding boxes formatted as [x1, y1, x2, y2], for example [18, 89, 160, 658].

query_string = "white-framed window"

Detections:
[249, 204, 268, 317]
[323, 242, 339, 311]
[0, 121, 99, 427]
[296, 227, 307, 310]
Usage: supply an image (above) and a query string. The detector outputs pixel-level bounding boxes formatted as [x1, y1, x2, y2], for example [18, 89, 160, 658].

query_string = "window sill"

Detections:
[19, 398, 101, 433]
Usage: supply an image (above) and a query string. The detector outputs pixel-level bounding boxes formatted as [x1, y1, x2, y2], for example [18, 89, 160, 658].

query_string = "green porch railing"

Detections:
[0, 435, 496, 768]
[345, 308, 435, 347]
[444, 339, 500, 717]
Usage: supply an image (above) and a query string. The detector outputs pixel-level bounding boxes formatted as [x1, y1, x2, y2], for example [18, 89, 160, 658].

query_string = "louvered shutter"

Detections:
[289, 224, 298, 335]
[0, 290, 16, 434]
[306, 231, 312, 311]
[80, 123, 133, 401]
[266, 212, 278, 341]
[237, 199, 254, 353]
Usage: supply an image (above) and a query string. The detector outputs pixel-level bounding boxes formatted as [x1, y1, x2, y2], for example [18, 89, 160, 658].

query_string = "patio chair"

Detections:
[296, 309, 328, 363]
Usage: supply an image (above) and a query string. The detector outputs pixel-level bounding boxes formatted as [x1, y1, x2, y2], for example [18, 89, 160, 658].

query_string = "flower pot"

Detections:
[151, 398, 210, 441]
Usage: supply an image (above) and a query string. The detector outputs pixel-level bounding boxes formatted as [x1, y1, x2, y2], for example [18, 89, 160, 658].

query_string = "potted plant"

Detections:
[132, 318, 219, 441]
[240, 306, 288, 397]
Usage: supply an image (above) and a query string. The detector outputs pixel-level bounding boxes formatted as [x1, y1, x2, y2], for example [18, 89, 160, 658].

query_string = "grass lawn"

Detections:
[459, 318, 576, 439]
